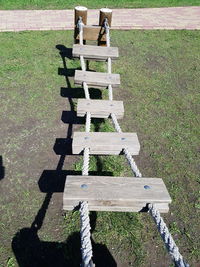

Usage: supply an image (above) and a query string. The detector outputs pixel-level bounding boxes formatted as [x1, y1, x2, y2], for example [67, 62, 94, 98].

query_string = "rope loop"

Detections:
[103, 17, 110, 33]
[77, 16, 84, 29]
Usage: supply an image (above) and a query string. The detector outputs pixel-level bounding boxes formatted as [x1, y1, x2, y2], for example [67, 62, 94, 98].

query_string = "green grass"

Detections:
[0, 0, 200, 9]
[0, 30, 199, 266]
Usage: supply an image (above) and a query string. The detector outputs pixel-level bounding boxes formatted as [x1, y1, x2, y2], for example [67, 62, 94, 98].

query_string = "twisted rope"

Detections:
[80, 201, 93, 267]
[103, 21, 189, 267]
[77, 16, 93, 267]
[148, 204, 189, 267]
[82, 147, 90, 176]
[111, 113, 122, 133]
[104, 19, 113, 102]
[80, 147, 93, 267]
[123, 148, 142, 178]
[108, 84, 113, 101]
[85, 112, 91, 133]
[78, 17, 90, 100]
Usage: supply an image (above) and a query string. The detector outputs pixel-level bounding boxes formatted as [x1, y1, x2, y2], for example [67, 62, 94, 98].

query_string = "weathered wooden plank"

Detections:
[74, 70, 120, 88]
[73, 44, 119, 60]
[63, 176, 171, 213]
[63, 203, 169, 213]
[72, 132, 140, 155]
[77, 99, 124, 119]
[75, 25, 106, 41]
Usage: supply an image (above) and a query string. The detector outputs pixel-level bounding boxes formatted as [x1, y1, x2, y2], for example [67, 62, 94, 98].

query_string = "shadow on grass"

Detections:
[12, 45, 116, 267]
[0, 156, 5, 180]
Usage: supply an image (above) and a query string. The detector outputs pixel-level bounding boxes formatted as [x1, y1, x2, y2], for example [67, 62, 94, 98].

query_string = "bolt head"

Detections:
[81, 184, 88, 189]
[144, 185, 151, 190]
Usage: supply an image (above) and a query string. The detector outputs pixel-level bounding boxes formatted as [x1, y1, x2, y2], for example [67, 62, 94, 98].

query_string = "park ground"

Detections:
[0, 29, 199, 266]
[0, 0, 200, 9]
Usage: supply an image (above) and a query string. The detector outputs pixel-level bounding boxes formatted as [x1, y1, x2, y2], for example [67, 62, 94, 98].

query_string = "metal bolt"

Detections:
[87, 103, 90, 105]
[110, 104, 113, 106]
[84, 136, 89, 140]
[144, 185, 151, 190]
[81, 184, 88, 189]
[121, 137, 126, 141]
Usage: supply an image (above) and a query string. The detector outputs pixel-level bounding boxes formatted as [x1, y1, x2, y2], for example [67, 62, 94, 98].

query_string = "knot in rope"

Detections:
[77, 16, 84, 30]
[103, 18, 110, 33]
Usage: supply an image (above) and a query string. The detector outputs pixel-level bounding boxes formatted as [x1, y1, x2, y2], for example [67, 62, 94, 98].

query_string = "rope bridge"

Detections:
[62, 6, 189, 267]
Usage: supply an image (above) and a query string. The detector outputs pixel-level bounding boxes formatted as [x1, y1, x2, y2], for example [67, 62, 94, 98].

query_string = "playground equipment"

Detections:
[63, 6, 189, 267]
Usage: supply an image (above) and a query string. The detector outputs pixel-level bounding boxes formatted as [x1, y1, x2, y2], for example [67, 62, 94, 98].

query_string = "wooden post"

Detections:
[99, 8, 112, 27]
[74, 6, 88, 44]
[74, 6, 88, 25]
[98, 8, 112, 46]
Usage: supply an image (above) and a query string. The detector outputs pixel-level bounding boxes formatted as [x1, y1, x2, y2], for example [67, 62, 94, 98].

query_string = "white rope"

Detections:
[78, 17, 90, 100]
[103, 20, 189, 267]
[83, 82, 90, 100]
[76, 16, 189, 267]
[111, 113, 122, 133]
[123, 148, 142, 178]
[77, 17, 84, 46]
[77, 16, 93, 267]
[80, 55, 86, 71]
[85, 112, 91, 133]
[105, 19, 113, 102]
[123, 145, 188, 266]
[108, 84, 113, 101]
[107, 57, 112, 73]
[80, 201, 93, 267]
[148, 204, 189, 267]
[82, 147, 90, 176]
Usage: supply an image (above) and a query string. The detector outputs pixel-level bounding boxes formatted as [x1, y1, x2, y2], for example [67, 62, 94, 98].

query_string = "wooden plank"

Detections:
[72, 132, 140, 155]
[73, 44, 119, 60]
[63, 176, 172, 213]
[74, 70, 120, 88]
[75, 25, 106, 41]
[63, 203, 169, 213]
[77, 99, 124, 119]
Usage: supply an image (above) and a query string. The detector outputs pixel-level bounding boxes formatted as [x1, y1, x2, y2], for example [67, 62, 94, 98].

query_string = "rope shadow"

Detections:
[0, 156, 5, 180]
[12, 44, 116, 267]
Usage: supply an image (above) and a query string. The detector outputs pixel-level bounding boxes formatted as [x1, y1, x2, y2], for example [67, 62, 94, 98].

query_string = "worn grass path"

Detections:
[0, 30, 200, 266]
[1, 6, 200, 32]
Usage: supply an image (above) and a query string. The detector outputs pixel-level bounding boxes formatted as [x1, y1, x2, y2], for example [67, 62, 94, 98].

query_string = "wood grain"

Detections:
[72, 132, 140, 155]
[73, 44, 119, 60]
[63, 176, 171, 213]
[75, 25, 106, 42]
[77, 99, 124, 119]
[74, 70, 120, 88]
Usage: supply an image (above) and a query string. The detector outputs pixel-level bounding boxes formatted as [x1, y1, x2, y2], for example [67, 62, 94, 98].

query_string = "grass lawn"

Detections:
[0, 29, 199, 266]
[0, 0, 200, 9]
